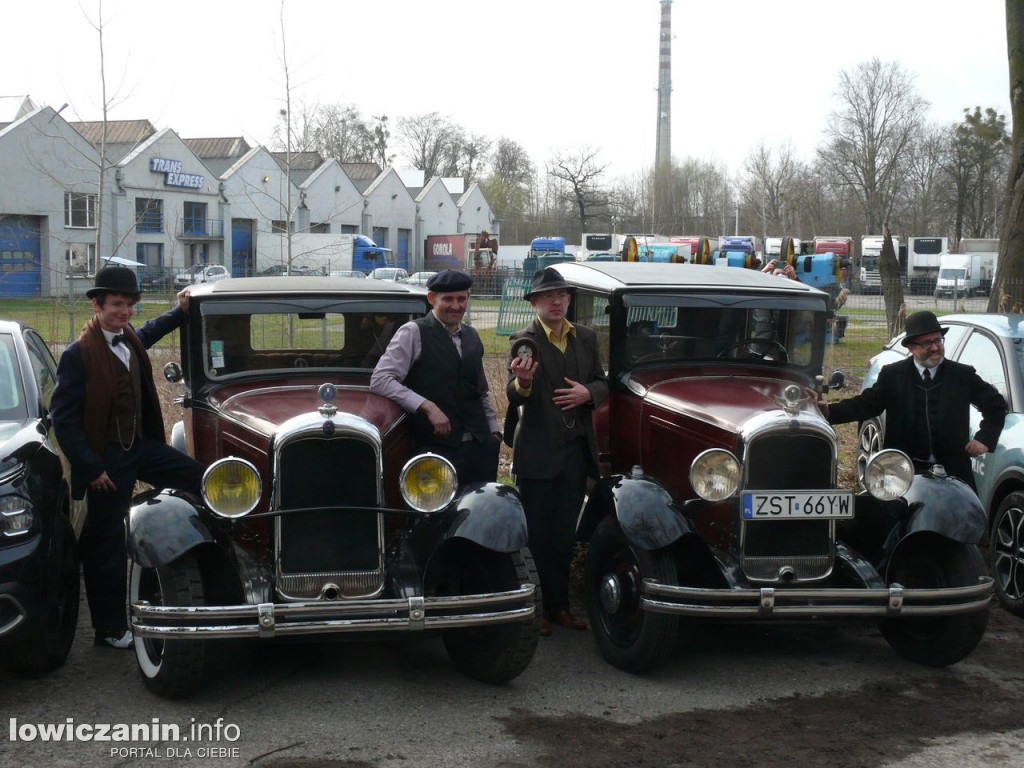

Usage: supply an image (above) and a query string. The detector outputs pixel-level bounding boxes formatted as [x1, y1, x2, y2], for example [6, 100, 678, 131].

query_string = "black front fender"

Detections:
[128, 489, 214, 568]
[442, 482, 528, 553]
[579, 475, 694, 550]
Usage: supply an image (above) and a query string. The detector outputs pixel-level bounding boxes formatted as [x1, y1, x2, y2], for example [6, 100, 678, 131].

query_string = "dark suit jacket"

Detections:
[828, 356, 1007, 487]
[505, 319, 609, 480]
[52, 306, 185, 497]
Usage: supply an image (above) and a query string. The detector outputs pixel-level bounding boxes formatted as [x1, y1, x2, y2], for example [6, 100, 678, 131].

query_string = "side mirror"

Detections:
[163, 362, 183, 383]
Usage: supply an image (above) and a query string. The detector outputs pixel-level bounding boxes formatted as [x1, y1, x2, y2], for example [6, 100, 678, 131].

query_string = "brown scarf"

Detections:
[78, 315, 161, 454]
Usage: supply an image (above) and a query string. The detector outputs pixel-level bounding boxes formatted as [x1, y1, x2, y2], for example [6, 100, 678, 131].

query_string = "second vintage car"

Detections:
[534, 262, 992, 672]
[127, 276, 539, 697]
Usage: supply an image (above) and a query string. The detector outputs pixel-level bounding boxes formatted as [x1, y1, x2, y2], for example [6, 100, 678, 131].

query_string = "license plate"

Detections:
[742, 491, 854, 519]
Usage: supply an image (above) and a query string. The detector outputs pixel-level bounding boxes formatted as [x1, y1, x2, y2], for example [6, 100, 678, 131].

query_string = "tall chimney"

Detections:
[655, 0, 672, 171]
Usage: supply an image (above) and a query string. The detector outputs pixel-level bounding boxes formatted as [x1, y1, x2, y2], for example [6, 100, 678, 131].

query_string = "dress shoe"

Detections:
[550, 609, 588, 631]
[94, 630, 133, 649]
[540, 618, 552, 636]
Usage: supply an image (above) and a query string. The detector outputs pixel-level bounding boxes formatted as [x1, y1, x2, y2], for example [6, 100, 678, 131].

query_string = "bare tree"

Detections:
[480, 138, 535, 240]
[740, 142, 801, 236]
[818, 59, 927, 235]
[397, 112, 458, 178]
[546, 148, 609, 233]
[904, 123, 947, 237]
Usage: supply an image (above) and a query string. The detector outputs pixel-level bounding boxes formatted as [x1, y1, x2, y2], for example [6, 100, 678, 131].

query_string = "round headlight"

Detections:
[202, 458, 261, 518]
[863, 449, 913, 501]
[400, 453, 457, 513]
[689, 449, 741, 502]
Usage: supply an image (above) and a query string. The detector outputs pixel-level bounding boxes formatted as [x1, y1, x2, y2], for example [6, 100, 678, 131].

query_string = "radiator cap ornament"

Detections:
[318, 382, 338, 418]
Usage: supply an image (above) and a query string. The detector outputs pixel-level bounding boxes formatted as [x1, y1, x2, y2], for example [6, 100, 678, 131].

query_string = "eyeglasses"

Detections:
[908, 337, 944, 349]
[537, 290, 571, 301]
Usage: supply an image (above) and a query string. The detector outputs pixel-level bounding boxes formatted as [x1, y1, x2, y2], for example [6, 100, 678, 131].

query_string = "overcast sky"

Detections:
[3, 0, 1011, 180]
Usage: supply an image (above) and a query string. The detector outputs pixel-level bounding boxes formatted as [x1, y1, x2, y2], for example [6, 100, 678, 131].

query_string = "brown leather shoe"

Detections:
[540, 618, 552, 636]
[550, 609, 588, 631]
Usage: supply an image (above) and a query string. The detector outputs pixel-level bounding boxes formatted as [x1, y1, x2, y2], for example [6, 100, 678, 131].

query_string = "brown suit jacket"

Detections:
[505, 319, 608, 480]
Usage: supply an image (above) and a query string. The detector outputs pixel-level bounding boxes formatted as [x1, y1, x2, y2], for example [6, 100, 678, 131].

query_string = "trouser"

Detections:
[422, 434, 501, 487]
[81, 439, 204, 635]
[517, 438, 588, 616]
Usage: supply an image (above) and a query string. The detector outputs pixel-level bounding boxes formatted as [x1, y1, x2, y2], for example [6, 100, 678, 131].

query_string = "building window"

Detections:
[341, 224, 359, 235]
[183, 201, 207, 235]
[310, 222, 329, 234]
[64, 192, 96, 228]
[271, 220, 295, 234]
[65, 242, 95, 276]
[135, 198, 163, 233]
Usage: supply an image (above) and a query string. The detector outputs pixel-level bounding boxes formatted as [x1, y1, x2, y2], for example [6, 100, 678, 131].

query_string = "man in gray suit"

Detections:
[507, 268, 609, 635]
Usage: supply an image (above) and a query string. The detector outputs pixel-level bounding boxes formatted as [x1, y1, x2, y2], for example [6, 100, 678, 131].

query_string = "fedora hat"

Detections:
[901, 311, 948, 347]
[87, 265, 142, 299]
[524, 267, 573, 300]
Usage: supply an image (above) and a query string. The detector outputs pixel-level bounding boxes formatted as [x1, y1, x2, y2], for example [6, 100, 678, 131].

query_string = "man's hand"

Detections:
[419, 400, 451, 436]
[553, 377, 592, 411]
[966, 439, 990, 457]
[90, 471, 117, 493]
[806, 387, 829, 417]
[177, 288, 191, 311]
[510, 356, 538, 388]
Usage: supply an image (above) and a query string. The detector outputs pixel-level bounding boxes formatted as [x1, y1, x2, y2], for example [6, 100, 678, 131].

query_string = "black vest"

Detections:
[910, 372, 941, 461]
[404, 315, 490, 447]
[106, 353, 143, 448]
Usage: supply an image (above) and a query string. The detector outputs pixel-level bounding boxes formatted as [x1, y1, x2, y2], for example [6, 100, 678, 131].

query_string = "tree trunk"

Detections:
[990, 1, 1024, 311]
[880, 224, 906, 336]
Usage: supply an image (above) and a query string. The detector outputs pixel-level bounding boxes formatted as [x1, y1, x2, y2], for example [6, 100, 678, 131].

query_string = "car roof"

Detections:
[186, 276, 427, 297]
[938, 313, 1024, 339]
[550, 261, 826, 295]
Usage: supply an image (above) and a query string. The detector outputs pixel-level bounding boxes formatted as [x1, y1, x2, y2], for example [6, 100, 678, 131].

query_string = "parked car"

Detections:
[138, 267, 174, 291]
[535, 262, 992, 672]
[0, 320, 84, 674]
[127, 276, 539, 697]
[174, 264, 230, 287]
[402, 271, 436, 287]
[329, 270, 366, 279]
[369, 267, 409, 282]
[855, 313, 1024, 617]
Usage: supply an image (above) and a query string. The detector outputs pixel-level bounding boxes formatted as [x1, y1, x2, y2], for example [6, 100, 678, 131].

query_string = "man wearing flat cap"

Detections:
[816, 310, 1006, 490]
[507, 267, 608, 635]
[371, 268, 502, 484]
[51, 265, 203, 650]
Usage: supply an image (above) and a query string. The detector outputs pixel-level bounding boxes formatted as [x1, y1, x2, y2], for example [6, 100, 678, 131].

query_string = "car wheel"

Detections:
[990, 491, 1024, 616]
[130, 554, 207, 698]
[585, 516, 678, 672]
[879, 537, 989, 667]
[12, 513, 79, 674]
[439, 546, 540, 684]
[856, 417, 884, 490]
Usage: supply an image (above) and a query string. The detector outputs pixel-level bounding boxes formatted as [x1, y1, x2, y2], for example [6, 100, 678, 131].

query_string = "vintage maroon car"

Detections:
[127, 276, 538, 697]
[544, 262, 993, 672]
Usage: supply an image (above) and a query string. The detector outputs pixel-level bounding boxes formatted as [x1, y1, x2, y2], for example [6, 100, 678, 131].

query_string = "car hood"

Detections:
[633, 371, 820, 432]
[209, 383, 406, 439]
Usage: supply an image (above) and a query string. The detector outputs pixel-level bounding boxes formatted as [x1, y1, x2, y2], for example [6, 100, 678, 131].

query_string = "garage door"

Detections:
[0, 215, 41, 297]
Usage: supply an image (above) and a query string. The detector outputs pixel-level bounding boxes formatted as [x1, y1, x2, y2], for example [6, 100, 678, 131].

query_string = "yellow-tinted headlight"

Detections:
[689, 448, 741, 502]
[400, 453, 457, 513]
[202, 458, 261, 518]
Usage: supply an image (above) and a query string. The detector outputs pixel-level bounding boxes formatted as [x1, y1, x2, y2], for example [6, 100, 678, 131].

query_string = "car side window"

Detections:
[571, 291, 611, 371]
[23, 329, 57, 406]
[957, 332, 1007, 400]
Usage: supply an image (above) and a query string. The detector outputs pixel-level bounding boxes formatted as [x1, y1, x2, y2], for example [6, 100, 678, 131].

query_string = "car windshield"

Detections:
[199, 299, 425, 378]
[0, 333, 27, 421]
[617, 294, 826, 372]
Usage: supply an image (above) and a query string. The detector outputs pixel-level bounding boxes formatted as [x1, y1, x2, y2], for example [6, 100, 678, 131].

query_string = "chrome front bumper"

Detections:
[131, 584, 536, 639]
[641, 577, 994, 618]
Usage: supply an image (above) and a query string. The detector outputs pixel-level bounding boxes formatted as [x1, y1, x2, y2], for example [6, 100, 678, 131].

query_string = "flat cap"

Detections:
[426, 269, 473, 292]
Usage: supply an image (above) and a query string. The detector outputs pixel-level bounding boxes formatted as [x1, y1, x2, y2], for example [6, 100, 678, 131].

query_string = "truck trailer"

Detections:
[907, 236, 948, 294]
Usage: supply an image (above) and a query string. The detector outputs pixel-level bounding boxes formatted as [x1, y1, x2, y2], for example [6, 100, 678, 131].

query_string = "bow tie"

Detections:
[111, 334, 125, 347]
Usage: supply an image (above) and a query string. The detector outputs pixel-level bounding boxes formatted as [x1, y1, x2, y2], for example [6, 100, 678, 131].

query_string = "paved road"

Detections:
[2, 586, 1023, 767]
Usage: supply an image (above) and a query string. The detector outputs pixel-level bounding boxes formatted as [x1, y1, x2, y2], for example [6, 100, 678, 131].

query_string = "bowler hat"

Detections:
[901, 311, 948, 346]
[87, 265, 142, 299]
[524, 267, 573, 300]
[426, 269, 473, 293]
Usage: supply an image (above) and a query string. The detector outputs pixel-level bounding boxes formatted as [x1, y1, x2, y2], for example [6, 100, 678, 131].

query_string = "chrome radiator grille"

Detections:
[275, 436, 384, 600]
[740, 431, 835, 583]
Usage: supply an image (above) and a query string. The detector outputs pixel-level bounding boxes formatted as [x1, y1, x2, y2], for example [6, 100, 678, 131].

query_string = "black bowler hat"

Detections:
[87, 265, 142, 299]
[426, 269, 473, 292]
[901, 311, 948, 347]
[524, 267, 573, 300]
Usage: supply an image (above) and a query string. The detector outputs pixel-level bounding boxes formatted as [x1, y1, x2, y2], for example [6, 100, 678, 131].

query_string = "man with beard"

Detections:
[370, 269, 502, 484]
[816, 311, 1006, 490]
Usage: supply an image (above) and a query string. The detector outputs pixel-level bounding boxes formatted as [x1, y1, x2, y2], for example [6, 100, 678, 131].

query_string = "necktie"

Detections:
[922, 369, 931, 383]
[111, 334, 125, 346]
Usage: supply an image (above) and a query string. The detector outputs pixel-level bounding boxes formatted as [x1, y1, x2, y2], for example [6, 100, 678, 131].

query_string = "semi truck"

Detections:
[255, 233, 392, 276]
[907, 236, 947, 295]
[719, 235, 762, 267]
[812, 237, 854, 286]
[578, 232, 662, 262]
[425, 233, 498, 273]
[859, 235, 901, 293]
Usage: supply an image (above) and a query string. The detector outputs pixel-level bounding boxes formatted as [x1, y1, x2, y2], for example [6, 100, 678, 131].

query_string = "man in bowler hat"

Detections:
[507, 267, 608, 635]
[51, 265, 204, 649]
[816, 310, 1006, 489]
[370, 268, 502, 484]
